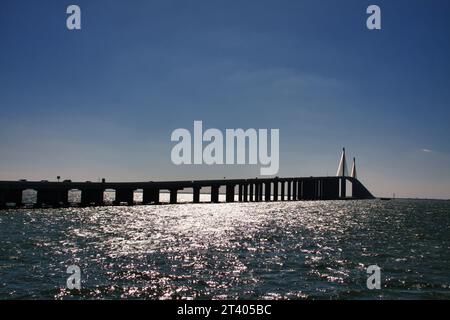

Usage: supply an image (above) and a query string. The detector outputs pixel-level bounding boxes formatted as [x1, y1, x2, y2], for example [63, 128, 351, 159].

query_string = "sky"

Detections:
[0, 0, 450, 199]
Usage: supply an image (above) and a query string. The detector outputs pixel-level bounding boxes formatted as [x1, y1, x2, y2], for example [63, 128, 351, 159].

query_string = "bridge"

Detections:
[0, 176, 374, 209]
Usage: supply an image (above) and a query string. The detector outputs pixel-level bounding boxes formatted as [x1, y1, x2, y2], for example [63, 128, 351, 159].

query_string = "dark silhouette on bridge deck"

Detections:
[0, 176, 374, 209]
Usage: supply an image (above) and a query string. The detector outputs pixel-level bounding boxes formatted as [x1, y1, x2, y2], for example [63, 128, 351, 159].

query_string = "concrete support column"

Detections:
[36, 190, 50, 208]
[226, 184, 235, 203]
[238, 185, 243, 202]
[280, 181, 285, 201]
[193, 187, 201, 203]
[143, 188, 159, 204]
[341, 178, 346, 198]
[81, 189, 104, 207]
[287, 181, 292, 201]
[254, 183, 261, 202]
[314, 179, 319, 200]
[273, 181, 278, 201]
[249, 184, 254, 202]
[60, 189, 69, 206]
[264, 182, 271, 201]
[298, 181, 302, 200]
[293, 181, 298, 201]
[317, 180, 322, 200]
[169, 189, 178, 204]
[211, 185, 220, 203]
[243, 184, 248, 202]
[313, 179, 319, 200]
[259, 183, 264, 201]
[114, 189, 134, 206]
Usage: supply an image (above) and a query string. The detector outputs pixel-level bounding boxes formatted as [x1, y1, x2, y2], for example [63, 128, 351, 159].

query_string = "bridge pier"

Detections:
[317, 180, 322, 200]
[352, 180, 360, 199]
[287, 181, 292, 201]
[81, 189, 104, 207]
[255, 183, 260, 202]
[259, 183, 264, 201]
[264, 182, 271, 201]
[249, 184, 254, 202]
[297, 181, 302, 200]
[143, 188, 159, 204]
[211, 185, 220, 203]
[243, 184, 248, 202]
[238, 184, 244, 202]
[226, 184, 235, 202]
[114, 188, 134, 206]
[341, 178, 346, 198]
[273, 181, 278, 201]
[314, 179, 319, 200]
[193, 187, 201, 203]
[255, 183, 259, 201]
[36, 189, 68, 208]
[169, 189, 178, 204]
[280, 181, 285, 201]
[293, 180, 298, 201]
[0, 189, 22, 208]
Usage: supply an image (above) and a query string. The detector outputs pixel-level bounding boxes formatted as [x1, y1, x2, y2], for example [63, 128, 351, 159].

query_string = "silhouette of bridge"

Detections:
[0, 176, 374, 209]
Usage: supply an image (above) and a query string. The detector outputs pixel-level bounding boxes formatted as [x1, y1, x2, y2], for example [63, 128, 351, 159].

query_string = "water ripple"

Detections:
[0, 199, 449, 299]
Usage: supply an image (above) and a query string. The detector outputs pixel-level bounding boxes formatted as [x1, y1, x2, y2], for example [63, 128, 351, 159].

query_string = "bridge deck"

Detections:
[0, 176, 375, 208]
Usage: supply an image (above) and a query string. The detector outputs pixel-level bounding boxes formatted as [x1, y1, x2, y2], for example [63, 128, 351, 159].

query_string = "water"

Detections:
[0, 197, 449, 300]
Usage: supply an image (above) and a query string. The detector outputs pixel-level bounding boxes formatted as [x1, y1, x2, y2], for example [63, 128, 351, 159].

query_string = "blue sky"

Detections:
[1, 0, 450, 198]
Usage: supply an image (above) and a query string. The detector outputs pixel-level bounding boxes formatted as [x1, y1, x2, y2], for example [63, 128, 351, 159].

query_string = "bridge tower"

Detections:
[336, 148, 348, 198]
[351, 157, 357, 179]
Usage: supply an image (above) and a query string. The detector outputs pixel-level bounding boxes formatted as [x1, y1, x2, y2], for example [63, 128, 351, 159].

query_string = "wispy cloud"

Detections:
[420, 148, 432, 153]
